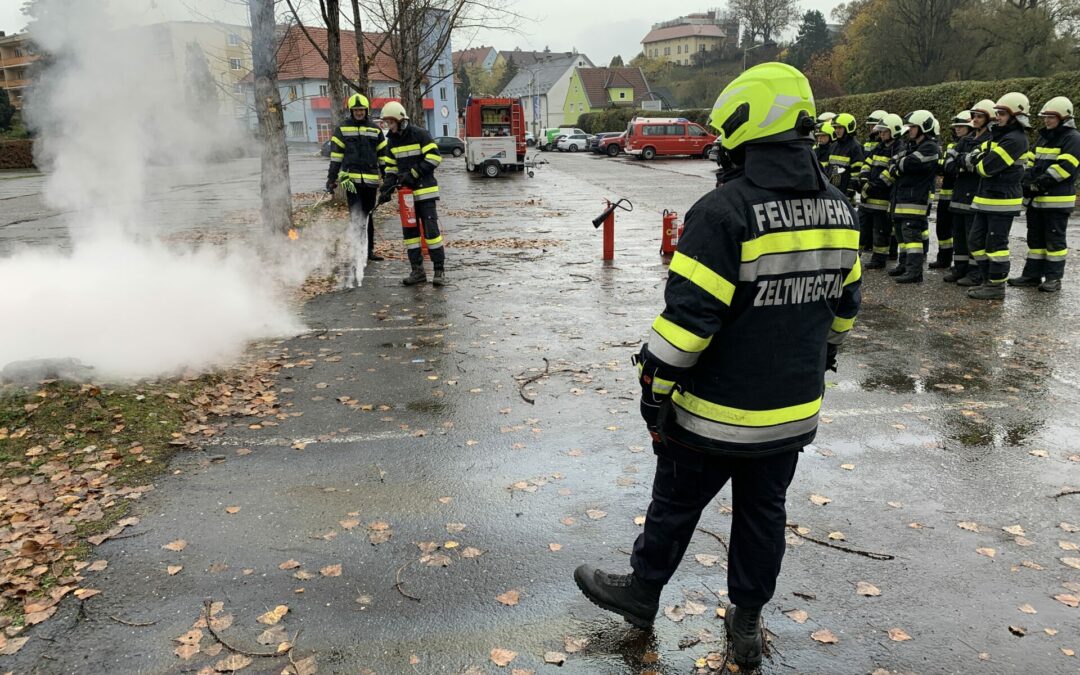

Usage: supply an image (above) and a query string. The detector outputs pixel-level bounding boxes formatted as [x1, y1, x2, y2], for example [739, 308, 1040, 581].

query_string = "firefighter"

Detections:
[327, 94, 386, 263]
[377, 101, 446, 287]
[883, 110, 940, 283]
[1010, 96, 1080, 292]
[929, 115, 965, 270]
[967, 92, 1030, 300]
[939, 111, 975, 276]
[573, 63, 861, 671]
[814, 122, 834, 170]
[862, 113, 903, 269]
[857, 110, 888, 251]
[947, 100, 996, 285]
[827, 113, 865, 204]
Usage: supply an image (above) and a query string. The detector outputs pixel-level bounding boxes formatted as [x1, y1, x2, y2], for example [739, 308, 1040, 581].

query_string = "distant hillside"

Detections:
[633, 54, 744, 109]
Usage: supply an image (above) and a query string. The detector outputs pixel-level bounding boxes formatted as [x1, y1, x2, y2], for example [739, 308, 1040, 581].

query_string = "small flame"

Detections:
[287, 228, 299, 241]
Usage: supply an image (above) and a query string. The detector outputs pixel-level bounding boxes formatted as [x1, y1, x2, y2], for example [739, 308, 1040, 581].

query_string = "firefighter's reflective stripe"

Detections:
[671, 391, 822, 443]
[829, 315, 856, 344]
[1032, 194, 1077, 209]
[829, 155, 851, 165]
[391, 143, 423, 157]
[1027, 248, 1047, 260]
[972, 195, 1023, 211]
[376, 139, 388, 152]
[986, 249, 1010, 259]
[861, 198, 890, 211]
[403, 237, 422, 249]
[637, 362, 675, 397]
[938, 238, 954, 249]
[382, 155, 398, 173]
[741, 228, 860, 263]
[938, 189, 953, 200]
[331, 136, 346, 148]
[669, 252, 736, 305]
[1047, 248, 1069, 261]
[413, 185, 439, 200]
[330, 152, 344, 161]
[893, 203, 929, 216]
[649, 315, 711, 368]
[425, 235, 444, 249]
[1035, 146, 1061, 160]
[1050, 164, 1071, 180]
[345, 172, 381, 185]
[739, 248, 858, 281]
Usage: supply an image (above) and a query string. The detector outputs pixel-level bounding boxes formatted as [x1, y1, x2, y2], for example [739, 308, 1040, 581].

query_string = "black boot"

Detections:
[1039, 278, 1062, 293]
[956, 270, 983, 287]
[432, 268, 446, 287]
[724, 604, 763, 670]
[368, 254, 385, 262]
[929, 249, 953, 269]
[1007, 275, 1041, 287]
[943, 262, 968, 283]
[865, 253, 887, 270]
[573, 565, 661, 629]
[887, 254, 907, 277]
[968, 282, 1005, 300]
[402, 265, 427, 286]
[895, 253, 924, 283]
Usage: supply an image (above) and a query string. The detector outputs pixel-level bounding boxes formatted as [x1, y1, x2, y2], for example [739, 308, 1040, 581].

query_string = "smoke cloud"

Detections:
[0, 0, 318, 381]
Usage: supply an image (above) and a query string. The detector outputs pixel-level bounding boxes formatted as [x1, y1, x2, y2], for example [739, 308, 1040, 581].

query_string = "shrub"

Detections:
[0, 139, 34, 169]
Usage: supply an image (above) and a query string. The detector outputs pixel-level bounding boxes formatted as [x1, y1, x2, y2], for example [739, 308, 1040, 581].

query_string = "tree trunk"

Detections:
[248, 0, 293, 235]
[324, 0, 345, 114]
[397, 4, 426, 127]
[351, 0, 369, 94]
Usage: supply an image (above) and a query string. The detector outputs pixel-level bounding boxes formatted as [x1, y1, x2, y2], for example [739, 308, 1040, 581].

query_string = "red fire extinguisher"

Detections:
[660, 209, 682, 256]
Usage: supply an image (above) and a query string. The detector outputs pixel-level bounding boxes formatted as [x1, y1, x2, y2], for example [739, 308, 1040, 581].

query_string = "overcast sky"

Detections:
[1, 0, 842, 65]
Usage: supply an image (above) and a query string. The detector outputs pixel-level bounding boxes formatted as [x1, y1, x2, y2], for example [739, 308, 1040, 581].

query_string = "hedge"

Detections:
[818, 71, 1080, 132]
[0, 140, 34, 170]
[576, 108, 712, 135]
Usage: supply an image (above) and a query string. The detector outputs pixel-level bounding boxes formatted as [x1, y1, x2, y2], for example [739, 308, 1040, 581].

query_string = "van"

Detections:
[623, 117, 716, 160]
[541, 127, 586, 151]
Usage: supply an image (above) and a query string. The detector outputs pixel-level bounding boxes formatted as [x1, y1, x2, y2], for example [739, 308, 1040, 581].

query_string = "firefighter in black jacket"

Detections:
[967, 92, 1031, 300]
[827, 113, 864, 204]
[862, 113, 903, 268]
[1010, 96, 1080, 293]
[573, 63, 861, 671]
[947, 100, 995, 284]
[930, 116, 966, 270]
[814, 122, 834, 170]
[940, 111, 975, 278]
[377, 101, 446, 287]
[327, 94, 387, 263]
[882, 110, 940, 283]
[857, 110, 888, 251]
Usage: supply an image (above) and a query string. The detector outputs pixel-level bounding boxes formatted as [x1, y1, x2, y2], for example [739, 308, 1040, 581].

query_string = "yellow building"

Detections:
[641, 13, 727, 66]
[0, 32, 37, 110]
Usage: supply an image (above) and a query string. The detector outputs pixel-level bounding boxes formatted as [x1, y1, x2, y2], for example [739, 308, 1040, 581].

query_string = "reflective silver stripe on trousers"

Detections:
[971, 202, 1021, 212]
[861, 203, 889, 212]
[949, 202, 972, 212]
[1031, 201, 1076, 209]
[739, 248, 857, 281]
[673, 406, 819, 444]
[954, 254, 970, 261]
[827, 329, 847, 346]
[1047, 252, 1069, 261]
[647, 328, 701, 368]
[414, 191, 439, 201]
[894, 202, 928, 212]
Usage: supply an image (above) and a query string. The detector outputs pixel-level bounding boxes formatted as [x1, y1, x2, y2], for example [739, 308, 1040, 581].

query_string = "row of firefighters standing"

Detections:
[813, 94, 1079, 298]
[325, 94, 447, 287]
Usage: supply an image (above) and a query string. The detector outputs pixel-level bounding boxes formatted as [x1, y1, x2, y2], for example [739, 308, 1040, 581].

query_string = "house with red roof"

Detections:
[561, 67, 656, 125]
[641, 11, 734, 66]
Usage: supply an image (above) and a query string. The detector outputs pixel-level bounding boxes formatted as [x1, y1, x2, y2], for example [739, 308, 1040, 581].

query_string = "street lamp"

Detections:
[742, 40, 777, 71]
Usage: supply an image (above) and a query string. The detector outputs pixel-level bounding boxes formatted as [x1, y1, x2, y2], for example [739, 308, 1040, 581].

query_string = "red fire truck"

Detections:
[463, 97, 528, 177]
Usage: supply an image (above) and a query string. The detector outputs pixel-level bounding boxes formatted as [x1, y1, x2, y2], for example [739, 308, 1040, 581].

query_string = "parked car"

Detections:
[525, 131, 535, 147]
[320, 140, 332, 157]
[707, 138, 721, 163]
[597, 132, 626, 157]
[541, 127, 587, 151]
[557, 133, 592, 152]
[588, 132, 621, 153]
[435, 136, 466, 157]
[623, 117, 717, 160]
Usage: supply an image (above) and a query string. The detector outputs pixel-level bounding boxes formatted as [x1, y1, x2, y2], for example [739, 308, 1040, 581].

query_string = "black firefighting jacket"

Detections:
[938, 141, 957, 202]
[384, 122, 442, 201]
[639, 140, 862, 458]
[328, 115, 388, 187]
[972, 120, 1028, 216]
[814, 141, 831, 170]
[883, 135, 940, 220]
[827, 133, 864, 200]
[949, 128, 989, 213]
[861, 137, 899, 212]
[1024, 123, 1080, 211]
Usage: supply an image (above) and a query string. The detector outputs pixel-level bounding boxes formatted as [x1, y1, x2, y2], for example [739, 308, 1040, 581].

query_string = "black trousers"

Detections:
[869, 209, 892, 257]
[346, 186, 376, 257]
[405, 198, 446, 268]
[858, 208, 873, 251]
[631, 449, 800, 609]
[951, 210, 972, 272]
[1021, 208, 1069, 280]
[896, 217, 927, 263]
[970, 210, 1016, 284]
[935, 200, 954, 255]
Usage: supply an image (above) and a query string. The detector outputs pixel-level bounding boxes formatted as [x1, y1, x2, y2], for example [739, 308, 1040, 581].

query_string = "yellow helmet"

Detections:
[834, 112, 857, 134]
[380, 100, 409, 121]
[347, 93, 370, 109]
[969, 99, 996, 120]
[874, 113, 903, 138]
[1039, 96, 1073, 120]
[816, 122, 836, 140]
[903, 110, 936, 135]
[951, 110, 974, 129]
[866, 109, 888, 126]
[709, 62, 816, 150]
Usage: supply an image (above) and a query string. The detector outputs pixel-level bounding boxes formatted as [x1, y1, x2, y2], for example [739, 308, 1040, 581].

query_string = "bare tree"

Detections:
[728, 0, 800, 43]
[248, 0, 292, 235]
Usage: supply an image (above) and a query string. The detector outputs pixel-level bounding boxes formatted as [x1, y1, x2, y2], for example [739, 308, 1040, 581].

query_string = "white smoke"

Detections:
[0, 0, 320, 381]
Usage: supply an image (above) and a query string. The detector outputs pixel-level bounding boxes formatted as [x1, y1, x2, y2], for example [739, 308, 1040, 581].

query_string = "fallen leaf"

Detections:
[785, 609, 808, 624]
[1019, 604, 1037, 614]
[888, 627, 912, 642]
[633, 515, 646, 526]
[257, 605, 289, 625]
[87, 559, 108, 572]
[957, 521, 980, 532]
[1009, 625, 1026, 637]
[1046, 627, 1059, 636]
[175, 643, 200, 660]
[446, 522, 466, 533]
[1063, 648, 1075, 657]
[339, 519, 360, 530]
[563, 636, 589, 653]
[444, 541, 459, 549]
[462, 547, 484, 558]
[811, 628, 839, 644]
[320, 564, 342, 577]
[286, 655, 318, 675]
[548, 543, 562, 552]
[257, 625, 287, 645]
[1029, 449, 1049, 458]
[1020, 560, 1045, 570]
[294, 570, 314, 580]
[664, 605, 685, 622]
[585, 509, 607, 520]
[0, 637, 30, 655]
[279, 560, 301, 570]
[544, 651, 567, 665]
[715, 606, 727, 618]
[214, 653, 253, 671]
[977, 547, 997, 558]
[1054, 594, 1079, 608]
[225, 506, 241, 514]
[1059, 541, 1079, 552]
[163, 539, 187, 552]
[1063, 557, 1080, 569]
[695, 554, 720, 567]
[1061, 522, 1080, 533]
[856, 581, 881, 597]
[684, 600, 707, 616]
[490, 647, 517, 667]
[1003, 525, 1026, 536]
[175, 628, 203, 645]
[167, 565, 183, 575]
[496, 590, 521, 606]
[809, 494, 832, 506]
[840, 463, 855, 471]
[560, 517, 577, 526]
[828, 531, 845, 540]
[73, 588, 101, 600]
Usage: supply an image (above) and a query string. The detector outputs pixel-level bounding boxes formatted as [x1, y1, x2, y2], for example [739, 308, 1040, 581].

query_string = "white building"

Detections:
[499, 52, 593, 135]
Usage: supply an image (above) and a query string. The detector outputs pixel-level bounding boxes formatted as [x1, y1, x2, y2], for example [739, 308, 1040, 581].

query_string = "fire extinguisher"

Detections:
[660, 209, 681, 256]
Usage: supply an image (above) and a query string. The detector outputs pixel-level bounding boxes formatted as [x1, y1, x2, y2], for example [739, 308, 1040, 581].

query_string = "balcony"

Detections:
[0, 54, 37, 68]
[310, 96, 330, 109]
[2, 79, 29, 88]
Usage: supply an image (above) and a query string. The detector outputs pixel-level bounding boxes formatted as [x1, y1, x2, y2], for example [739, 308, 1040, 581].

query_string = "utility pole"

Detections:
[248, 0, 293, 235]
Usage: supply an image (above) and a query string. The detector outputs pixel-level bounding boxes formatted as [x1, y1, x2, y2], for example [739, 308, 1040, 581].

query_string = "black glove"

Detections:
[377, 187, 394, 205]
[965, 151, 984, 172]
[1035, 173, 1057, 192]
[632, 349, 673, 435]
[325, 178, 337, 193]
[826, 344, 838, 373]
[400, 172, 419, 189]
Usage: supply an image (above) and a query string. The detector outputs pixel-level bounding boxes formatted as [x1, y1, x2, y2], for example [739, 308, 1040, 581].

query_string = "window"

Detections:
[14, 47, 24, 57]
[229, 57, 243, 70]
[443, 124, 449, 136]
[287, 85, 297, 100]
[688, 125, 706, 137]
[389, 86, 398, 98]
[664, 47, 670, 56]
[289, 121, 304, 137]
[619, 92, 626, 99]
[319, 85, 328, 97]
[667, 125, 683, 135]
[438, 63, 446, 77]
[700, 43, 706, 52]
[439, 86, 447, 100]
[578, 104, 583, 112]
[228, 33, 241, 46]
[234, 82, 244, 94]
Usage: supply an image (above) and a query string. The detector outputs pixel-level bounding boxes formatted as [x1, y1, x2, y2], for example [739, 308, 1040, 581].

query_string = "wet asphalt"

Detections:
[3, 149, 1080, 674]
